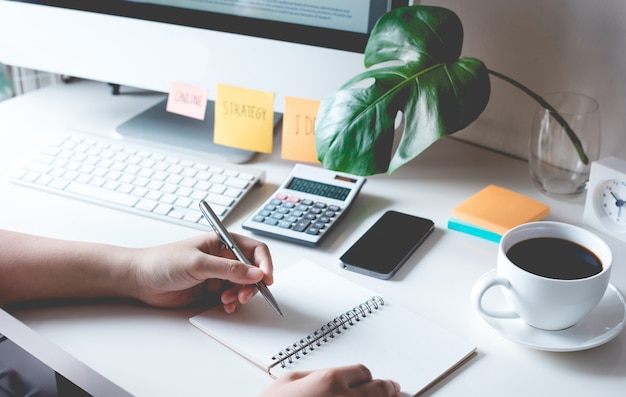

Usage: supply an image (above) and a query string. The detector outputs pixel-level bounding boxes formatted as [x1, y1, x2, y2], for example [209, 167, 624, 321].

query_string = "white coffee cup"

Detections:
[471, 221, 612, 331]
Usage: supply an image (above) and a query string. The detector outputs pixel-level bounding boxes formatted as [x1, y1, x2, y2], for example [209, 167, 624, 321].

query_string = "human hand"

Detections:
[129, 232, 273, 311]
[259, 364, 401, 397]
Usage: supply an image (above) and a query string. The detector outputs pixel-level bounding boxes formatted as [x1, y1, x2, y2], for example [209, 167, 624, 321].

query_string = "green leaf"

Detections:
[363, 6, 463, 69]
[314, 6, 491, 175]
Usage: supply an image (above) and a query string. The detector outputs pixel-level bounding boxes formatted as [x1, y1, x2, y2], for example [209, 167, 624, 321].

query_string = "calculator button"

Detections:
[293, 220, 311, 232]
[306, 227, 320, 235]
[264, 218, 279, 226]
[312, 222, 326, 230]
[252, 215, 265, 222]
[278, 221, 292, 229]
[309, 208, 322, 215]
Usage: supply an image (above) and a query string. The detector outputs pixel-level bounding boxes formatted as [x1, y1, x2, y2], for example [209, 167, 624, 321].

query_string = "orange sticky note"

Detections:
[166, 82, 208, 120]
[281, 96, 320, 163]
[451, 185, 550, 235]
[214, 84, 275, 153]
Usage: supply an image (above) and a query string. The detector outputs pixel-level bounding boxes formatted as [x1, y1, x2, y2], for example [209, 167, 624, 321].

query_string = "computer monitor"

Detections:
[0, 309, 132, 396]
[0, 0, 410, 163]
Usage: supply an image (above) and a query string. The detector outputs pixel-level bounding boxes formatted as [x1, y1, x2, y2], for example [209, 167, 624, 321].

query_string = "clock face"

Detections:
[584, 157, 626, 241]
[597, 179, 626, 226]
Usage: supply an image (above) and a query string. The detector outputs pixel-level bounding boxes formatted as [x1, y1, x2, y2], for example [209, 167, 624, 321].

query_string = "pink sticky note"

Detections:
[166, 82, 208, 120]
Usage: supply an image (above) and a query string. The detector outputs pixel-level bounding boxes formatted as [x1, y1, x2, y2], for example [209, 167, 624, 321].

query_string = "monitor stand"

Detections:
[116, 98, 281, 164]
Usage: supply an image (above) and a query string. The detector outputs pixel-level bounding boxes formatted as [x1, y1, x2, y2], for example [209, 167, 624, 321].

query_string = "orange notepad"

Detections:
[451, 185, 550, 235]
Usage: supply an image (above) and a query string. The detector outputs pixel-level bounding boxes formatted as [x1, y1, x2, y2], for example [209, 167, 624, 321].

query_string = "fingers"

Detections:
[220, 284, 258, 313]
[199, 235, 269, 281]
[270, 365, 401, 397]
[199, 232, 273, 284]
[332, 363, 373, 386]
[186, 232, 274, 312]
[354, 378, 401, 397]
[231, 233, 274, 284]
[328, 364, 400, 397]
[195, 256, 262, 284]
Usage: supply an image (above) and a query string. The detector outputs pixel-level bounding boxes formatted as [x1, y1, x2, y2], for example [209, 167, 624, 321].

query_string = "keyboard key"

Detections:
[136, 199, 158, 212]
[205, 193, 234, 207]
[66, 181, 140, 207]
[225, 177, 249, 189]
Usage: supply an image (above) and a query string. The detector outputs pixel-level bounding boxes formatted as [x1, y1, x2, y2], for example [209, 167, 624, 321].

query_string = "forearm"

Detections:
[0, 230, 137, 306]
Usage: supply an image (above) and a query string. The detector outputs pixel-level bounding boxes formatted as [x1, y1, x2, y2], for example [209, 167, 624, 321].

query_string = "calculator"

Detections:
[242, 164, 366, 246]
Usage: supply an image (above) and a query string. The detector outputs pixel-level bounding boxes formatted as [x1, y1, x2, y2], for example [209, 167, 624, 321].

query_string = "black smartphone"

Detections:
[339, 210, 434, 279]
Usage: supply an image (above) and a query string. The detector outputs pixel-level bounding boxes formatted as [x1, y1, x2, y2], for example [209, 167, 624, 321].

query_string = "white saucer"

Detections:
[473, 269, 626, 352]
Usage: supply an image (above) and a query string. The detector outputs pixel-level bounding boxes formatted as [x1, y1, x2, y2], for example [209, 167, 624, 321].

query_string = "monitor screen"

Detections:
[43, 0, 392, 52]
[0, 0, 408, 105]
[0, 0, 409, 161]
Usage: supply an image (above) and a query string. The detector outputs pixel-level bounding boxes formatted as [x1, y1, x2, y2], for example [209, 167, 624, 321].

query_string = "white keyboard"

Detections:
[10, 133, 265, 229]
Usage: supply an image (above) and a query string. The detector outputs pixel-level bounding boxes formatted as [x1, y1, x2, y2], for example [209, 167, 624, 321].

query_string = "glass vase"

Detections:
[529, 92, 601, 198]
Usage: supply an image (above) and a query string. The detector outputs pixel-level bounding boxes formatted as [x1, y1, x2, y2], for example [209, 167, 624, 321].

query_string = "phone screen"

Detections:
[339, 211, 434, 279]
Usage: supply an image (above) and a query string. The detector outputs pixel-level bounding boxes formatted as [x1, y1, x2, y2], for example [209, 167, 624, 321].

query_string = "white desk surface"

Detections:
[0, 80, 624, 396]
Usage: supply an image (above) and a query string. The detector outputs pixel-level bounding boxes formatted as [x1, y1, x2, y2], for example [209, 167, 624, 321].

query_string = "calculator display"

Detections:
[286, 177, 350, 201]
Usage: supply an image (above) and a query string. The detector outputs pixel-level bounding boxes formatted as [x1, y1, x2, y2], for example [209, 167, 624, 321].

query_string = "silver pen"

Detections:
[199, 200, 283, 316]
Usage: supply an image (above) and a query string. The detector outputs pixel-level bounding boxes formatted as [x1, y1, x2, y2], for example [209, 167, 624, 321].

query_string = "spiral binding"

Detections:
[269, 295, 384, 369]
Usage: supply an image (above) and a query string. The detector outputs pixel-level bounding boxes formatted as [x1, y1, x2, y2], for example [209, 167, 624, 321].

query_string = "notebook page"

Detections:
[190, 260, 476, 396]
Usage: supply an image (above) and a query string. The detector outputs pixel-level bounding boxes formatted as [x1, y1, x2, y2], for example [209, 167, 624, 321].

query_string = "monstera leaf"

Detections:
[314, 6, 490, 175]
[315, 5, 588, 176]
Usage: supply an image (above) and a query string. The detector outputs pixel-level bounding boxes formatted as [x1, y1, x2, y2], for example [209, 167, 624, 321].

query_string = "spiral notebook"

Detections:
[190, 260, 476, 396]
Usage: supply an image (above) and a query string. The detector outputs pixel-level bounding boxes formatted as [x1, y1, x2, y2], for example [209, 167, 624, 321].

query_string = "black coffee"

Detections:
[506, 237, 602, 280]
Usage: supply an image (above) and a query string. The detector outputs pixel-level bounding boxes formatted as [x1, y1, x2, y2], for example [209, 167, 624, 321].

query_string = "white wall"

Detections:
[420, 0, 626, 161]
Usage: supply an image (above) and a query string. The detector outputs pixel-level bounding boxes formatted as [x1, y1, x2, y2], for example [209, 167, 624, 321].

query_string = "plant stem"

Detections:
[487, 69, 589, 165]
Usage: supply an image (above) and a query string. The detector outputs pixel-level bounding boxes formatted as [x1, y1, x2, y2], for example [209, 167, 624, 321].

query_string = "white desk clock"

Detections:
[583, 156, 626, 242]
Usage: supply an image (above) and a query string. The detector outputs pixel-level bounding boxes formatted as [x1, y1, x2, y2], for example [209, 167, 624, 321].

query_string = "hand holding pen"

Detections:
[199, 200, 284, 316]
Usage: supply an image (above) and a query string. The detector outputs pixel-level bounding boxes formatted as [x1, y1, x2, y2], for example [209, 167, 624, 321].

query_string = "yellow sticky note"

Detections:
[281, 96, 320, 163]
[451, 184, 550, 235]
[214, 84, 275, 153]
[166, 81, 208, 120]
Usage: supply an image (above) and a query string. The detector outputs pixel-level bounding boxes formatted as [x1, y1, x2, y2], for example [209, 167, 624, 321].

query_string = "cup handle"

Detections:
[471, 273, 520, 320]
